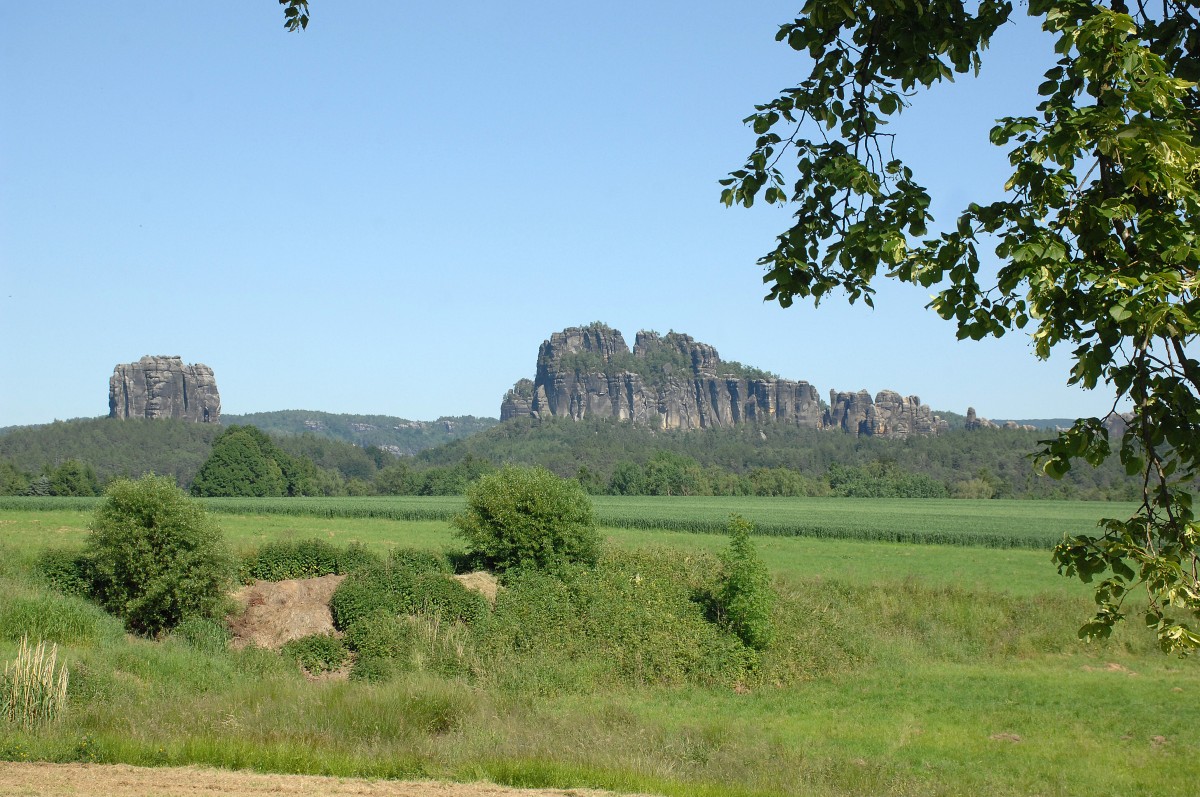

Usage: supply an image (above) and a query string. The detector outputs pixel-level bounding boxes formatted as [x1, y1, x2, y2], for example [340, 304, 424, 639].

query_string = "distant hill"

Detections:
[0, 411, 498, 490]
[0, 417, 221, 486]
[220, 411, 498, 456]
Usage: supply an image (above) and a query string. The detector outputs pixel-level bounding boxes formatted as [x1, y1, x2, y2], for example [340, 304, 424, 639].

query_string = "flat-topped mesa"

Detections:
[108, 355, 221, 423]
[504, 324, 829, 432]
[826, 389, 948, 439]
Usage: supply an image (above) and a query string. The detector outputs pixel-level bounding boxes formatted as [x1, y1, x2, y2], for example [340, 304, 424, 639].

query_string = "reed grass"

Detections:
[2, 635, 69, 728]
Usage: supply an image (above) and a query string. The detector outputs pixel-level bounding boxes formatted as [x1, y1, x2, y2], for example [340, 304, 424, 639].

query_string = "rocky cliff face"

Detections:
[826, 389, 949, 437]
[109, 356, 221, 423]
[502, 324, 943, 438]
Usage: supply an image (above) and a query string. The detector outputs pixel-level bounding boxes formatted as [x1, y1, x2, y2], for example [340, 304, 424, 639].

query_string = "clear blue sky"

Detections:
[0, 2, 1116, 426]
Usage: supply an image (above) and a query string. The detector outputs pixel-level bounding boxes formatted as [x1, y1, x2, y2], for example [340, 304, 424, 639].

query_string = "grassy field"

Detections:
[0, 495, 1138, 549]
[0, 505, 1087, 596]
[0, 498, 1195, 796]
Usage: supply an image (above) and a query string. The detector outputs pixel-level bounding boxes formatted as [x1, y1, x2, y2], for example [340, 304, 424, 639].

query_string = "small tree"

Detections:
[453, 465, 599, 572]
[48, 459, 100, 497]
[717, 515, 774, 651]
[88, 475, 234, 636]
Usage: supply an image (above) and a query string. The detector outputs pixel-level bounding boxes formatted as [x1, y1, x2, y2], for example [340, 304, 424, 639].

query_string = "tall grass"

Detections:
[2, 636, 69, 728]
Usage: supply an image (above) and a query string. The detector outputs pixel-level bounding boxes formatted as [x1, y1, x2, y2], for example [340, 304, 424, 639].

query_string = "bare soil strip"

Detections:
[0, 763, 649, 797]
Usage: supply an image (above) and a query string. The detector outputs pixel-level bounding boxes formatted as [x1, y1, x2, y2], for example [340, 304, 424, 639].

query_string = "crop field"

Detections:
[0, 495, 1136, 549]
[0, 497, 1195, 796]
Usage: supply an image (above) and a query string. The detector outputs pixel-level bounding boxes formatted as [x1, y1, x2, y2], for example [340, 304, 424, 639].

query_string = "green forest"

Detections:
[0, 413, 1140, 501]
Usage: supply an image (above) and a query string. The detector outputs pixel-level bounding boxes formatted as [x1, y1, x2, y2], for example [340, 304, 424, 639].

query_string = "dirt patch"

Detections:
[454, 571, 499, 605]
[1081, 662, 1138, 676]
[0, 762, 654, 797]
[989, 733, 1022, 743]
[227, 574, 346, 650]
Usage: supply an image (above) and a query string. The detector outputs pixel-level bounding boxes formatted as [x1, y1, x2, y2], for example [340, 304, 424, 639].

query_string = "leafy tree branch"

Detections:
[726, 0, 1199, 651]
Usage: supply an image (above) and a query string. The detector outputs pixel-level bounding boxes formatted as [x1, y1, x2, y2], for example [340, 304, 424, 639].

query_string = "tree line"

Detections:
[0, 414, 1146, 500]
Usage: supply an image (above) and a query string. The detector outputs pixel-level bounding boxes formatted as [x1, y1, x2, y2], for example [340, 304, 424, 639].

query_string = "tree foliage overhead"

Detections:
[725, 1, 1199, 650]
[279, 0, 309, 32]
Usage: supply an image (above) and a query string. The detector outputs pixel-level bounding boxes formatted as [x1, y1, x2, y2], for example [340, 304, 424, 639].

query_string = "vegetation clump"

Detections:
[345, 609, 475, 681]
[87, 475, 235, 636]
[191, 425, 319, 497]
[329, 549, 484, 631]
[34, 548, 93, 598]
[240, 538, 381, 582]
[452, 465, 599, 572]
[1, 636, 69, 728]
[280, 633, 349, 675]
[714, 515, 774, 651]
[479, 547, 752, 690]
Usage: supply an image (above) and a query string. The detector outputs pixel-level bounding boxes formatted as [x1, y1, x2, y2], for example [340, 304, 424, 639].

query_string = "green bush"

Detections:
[344, 609, 473, 680]
[452, 465, 599, 572]
[280, 633, 349, 675]
[241, 539, 383, 582]
[345, 609, 416, 662]
[412, 573, 488, 624]
[387, 547, 452, 574]
[715, 515, 775, 651]
[478, 547, 749, 691]
[86, 475, 235, 636]
[34, 548, 93, 597]
[330, 557, 487, 632]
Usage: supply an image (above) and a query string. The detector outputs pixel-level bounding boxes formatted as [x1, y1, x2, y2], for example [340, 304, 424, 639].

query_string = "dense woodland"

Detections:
[0, 413, 1140, 500]
[221, 410, 496, 454]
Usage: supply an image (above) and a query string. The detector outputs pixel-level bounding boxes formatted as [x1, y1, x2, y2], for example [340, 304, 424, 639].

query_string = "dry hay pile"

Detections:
[227, 574, 346, 650]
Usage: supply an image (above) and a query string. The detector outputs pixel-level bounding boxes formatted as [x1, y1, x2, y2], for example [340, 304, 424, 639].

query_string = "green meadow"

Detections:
[0, 497, 1195, 796]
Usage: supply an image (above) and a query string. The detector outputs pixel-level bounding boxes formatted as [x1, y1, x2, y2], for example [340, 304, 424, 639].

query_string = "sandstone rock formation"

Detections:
[501, 324, 945, 438]
[965, 406, 1037, 432]
[826, 389, 949, 437]
[109, 356, 221, 423]
[500, 378, 535, 421]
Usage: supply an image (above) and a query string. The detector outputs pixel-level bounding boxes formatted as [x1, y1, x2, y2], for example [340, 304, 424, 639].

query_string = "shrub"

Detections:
[452, 465, 599, 572]
[345, 609, 416, 664]
[329, 551, 451, 630]
[280, 633, 349, 675]
[330, 558, 487, 632]
[1, 636, 69, 728]
[479, 547, 749, 691]
[344, 609, 473, 680]
[411, 574, 486, 624]
[34, 548, 93, 597]
[86, 475, 235, 636]
[241, 539, 382, 582]
[715, 515, 774, 651]
[387, 547, 452, 574]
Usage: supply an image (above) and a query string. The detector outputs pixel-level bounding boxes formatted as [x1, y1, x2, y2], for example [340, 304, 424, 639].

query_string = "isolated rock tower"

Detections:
[108, 355, 221, 423]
